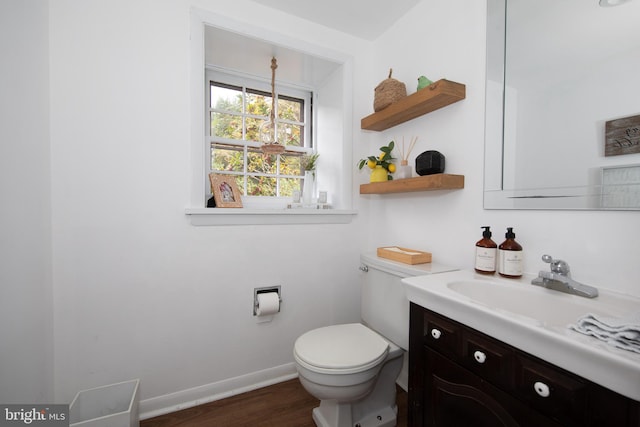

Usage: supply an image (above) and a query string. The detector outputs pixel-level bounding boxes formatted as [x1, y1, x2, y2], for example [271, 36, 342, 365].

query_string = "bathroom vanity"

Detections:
[408, 304, 639, 426]
[403, 271, 640, 426]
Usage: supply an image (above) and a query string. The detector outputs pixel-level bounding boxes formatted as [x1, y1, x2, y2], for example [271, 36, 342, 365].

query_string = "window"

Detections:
[206, 70, 313, 200]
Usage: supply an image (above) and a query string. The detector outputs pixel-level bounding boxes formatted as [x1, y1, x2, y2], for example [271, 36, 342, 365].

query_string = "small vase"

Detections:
[397, 159, 412, 179]
[370, 165, 388, 183]
[302, 170, 316, 204]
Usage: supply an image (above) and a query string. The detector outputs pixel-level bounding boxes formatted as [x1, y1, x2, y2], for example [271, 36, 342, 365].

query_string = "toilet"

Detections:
[294, 253, 456, 427]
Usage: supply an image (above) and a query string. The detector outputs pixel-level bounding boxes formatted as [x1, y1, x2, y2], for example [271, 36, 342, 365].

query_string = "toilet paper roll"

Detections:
[256, 292, 280, 316]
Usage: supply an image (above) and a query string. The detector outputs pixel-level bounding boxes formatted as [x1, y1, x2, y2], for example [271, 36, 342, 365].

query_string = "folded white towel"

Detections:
[570, 311, 640, 354]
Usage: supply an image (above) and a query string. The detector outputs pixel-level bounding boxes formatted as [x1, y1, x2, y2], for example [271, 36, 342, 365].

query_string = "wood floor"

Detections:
[141, 378, 408, 427]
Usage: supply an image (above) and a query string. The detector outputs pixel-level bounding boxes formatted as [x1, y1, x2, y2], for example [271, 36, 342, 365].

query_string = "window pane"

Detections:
[246, 90, 272, 118]
[278, 96, 302, 122]
[210, 83, 242, 112]
[280, 153, 302, 176]
[245, 117, 266, 142]
[206, 71, 312, 201]
[247, 151, 276, 174]
[211, 112, 242, 139]
[279, 178, 302, 197]
[211, 144, 244, 172]
[234, 175, 245, 195]
[277, 123, 303, 147]
[247, 176, 276, 196]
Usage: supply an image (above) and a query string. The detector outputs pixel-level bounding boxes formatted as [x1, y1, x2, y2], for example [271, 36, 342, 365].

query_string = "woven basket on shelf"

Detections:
[373, 68, 407, 112]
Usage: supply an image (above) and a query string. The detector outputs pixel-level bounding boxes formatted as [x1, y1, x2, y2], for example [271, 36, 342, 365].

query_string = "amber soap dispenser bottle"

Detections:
[475, 226, 497, 274]
[498, 227, 523, 278]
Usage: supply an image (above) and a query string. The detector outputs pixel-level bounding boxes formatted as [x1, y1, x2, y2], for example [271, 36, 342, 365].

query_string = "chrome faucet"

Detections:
[531, 254, 599, 298]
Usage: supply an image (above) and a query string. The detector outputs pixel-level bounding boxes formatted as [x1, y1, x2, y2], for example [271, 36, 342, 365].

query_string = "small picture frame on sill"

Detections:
[209, 173, 243, 208]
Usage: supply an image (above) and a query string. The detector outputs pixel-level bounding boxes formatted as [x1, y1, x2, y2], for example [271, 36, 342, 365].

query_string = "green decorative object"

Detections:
[302, 153, 319, 171]
[417, 75, 433, 91]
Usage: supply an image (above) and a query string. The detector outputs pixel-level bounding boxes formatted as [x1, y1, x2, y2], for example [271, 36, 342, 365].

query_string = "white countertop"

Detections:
[403, 270, 640, 401]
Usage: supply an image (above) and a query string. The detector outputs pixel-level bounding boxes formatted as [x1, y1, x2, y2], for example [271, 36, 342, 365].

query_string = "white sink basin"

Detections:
[402, 270, 640, 401]
[446, 279, 631, 328]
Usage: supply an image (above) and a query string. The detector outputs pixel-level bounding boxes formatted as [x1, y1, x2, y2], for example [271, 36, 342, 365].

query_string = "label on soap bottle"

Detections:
[498, 249, 523, 277]
[475, 247, 497, 272]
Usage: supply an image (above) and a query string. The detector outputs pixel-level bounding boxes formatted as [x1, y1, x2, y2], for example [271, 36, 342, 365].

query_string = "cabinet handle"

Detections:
[473, 350, 487, 364]
[533, 381, 550, 398]
[430, 329, 442, 339]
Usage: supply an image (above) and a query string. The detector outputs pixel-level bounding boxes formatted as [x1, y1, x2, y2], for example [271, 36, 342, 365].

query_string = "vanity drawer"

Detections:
[515, 352, 588, 426]
[422, 310, 460, 359]
[461, 328, 515, 390]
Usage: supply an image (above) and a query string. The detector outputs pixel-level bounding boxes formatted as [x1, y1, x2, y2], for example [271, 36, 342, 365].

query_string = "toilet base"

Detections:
[312, 403, 397, 427]
[306, 347, 403, 427]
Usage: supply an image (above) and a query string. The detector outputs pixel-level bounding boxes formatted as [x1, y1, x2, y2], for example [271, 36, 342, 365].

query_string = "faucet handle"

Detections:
[541, 254, 571, 276]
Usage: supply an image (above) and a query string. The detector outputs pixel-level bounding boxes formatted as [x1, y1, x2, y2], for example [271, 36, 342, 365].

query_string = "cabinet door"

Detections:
[424, 348, 562, 427]
[515, 353, 587, 426]
[588, 383, 639, 427]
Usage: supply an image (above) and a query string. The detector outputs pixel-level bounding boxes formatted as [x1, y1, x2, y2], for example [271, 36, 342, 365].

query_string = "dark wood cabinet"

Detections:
[408, 303, 640, 427]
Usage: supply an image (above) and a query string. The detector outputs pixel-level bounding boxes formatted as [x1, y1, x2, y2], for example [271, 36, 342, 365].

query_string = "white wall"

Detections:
[316, 66, 349, 208]
[359, 0, 487, 269]
[0, 0, 54, 404]
[46, 0, 369, 414]
[361, 0, 640, 297]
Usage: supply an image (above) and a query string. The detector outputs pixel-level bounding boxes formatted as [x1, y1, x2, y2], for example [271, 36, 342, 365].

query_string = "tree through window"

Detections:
[207, 71, 313, 198]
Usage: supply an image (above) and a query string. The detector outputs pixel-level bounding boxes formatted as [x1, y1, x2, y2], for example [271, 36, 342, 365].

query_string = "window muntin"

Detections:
[206, 70, 313, 199]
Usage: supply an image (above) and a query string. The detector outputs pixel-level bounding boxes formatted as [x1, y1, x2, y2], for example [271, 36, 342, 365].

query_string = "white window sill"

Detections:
[185, 208, 357, 226]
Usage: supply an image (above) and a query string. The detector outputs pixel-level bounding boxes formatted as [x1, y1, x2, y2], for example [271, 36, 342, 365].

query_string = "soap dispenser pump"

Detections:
[498, 227, 523, 278]
[475, 226, 497, 275]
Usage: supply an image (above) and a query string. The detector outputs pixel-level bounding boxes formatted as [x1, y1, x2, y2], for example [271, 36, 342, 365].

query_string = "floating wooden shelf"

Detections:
[359, 174, 464, 194]
[361, 79, 466, 131]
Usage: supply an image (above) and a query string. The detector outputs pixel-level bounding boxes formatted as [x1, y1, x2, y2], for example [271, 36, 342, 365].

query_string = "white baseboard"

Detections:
[139, 363, 298, 420]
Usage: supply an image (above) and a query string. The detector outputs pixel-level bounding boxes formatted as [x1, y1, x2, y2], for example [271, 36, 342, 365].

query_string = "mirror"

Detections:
[485, 0, 640, 210]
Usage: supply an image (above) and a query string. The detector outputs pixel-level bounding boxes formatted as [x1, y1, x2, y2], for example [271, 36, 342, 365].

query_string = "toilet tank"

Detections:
[360, 253, 457, 350]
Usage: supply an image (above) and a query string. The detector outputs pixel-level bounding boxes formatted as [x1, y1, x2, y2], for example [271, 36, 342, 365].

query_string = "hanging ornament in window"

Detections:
[260, 57, 285, 155]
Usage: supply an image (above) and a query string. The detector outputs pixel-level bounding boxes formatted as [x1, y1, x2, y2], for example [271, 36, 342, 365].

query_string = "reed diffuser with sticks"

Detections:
[397, 136, 418, 179]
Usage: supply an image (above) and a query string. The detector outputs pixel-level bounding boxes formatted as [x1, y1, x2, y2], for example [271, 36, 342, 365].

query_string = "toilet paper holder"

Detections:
[253, 286, 282, 316]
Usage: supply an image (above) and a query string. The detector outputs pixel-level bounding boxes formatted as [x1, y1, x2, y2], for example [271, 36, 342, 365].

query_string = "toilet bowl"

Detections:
[294, 253, 457, 427]
[294, 323, 403, 427]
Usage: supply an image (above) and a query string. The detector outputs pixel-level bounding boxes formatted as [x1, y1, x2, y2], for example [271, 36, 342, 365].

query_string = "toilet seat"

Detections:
[294, 323, 389, 375]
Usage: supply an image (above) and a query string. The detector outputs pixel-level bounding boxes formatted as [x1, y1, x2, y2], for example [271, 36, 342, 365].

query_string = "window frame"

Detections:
[205, 68, 314, 202]
[187, 11, 356, 225]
